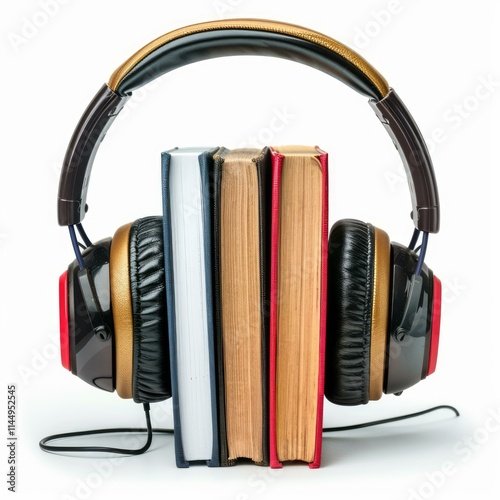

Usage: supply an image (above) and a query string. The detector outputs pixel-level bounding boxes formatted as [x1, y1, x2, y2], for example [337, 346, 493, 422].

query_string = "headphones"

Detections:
[57, 19, 442, 410]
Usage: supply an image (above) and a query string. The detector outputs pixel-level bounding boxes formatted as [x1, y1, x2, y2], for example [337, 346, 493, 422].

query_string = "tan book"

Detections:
[213, 147, 271, 466]
[269, 145, 328, 468]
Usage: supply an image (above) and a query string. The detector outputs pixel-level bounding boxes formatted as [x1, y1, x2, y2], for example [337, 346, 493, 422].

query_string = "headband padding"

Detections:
[128, 217, 171, 403]
[325, 219, 375, 406]
[109, 20, 389, 99]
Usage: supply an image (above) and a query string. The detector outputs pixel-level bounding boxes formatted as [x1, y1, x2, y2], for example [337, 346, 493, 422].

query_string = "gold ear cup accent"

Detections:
[108, 19, 389, 97]
[369, 227, 391, 400]
[110, 222, 134, 399]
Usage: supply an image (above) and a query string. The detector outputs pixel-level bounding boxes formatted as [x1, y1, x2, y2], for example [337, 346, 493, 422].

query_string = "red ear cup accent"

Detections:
[59, 270, 71, 371]
[427, 275, 441, 375]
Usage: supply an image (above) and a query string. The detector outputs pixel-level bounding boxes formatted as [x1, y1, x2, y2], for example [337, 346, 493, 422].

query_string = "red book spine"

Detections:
[269, 150, 283, 469]
[269, 147, 328, 469]
[311, 149, 328, 469]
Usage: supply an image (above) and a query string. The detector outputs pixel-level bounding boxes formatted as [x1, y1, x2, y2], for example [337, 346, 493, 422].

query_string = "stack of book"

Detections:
[161, 145, 328, 468]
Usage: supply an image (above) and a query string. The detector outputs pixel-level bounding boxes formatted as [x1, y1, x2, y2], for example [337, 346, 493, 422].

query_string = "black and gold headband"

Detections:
[57, 19, 439, 232]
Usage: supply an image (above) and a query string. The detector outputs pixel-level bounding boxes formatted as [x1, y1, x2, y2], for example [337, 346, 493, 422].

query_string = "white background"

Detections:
[1, 1, 499, 499]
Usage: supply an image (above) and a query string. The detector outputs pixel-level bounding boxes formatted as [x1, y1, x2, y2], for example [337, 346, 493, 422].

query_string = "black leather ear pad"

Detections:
[128, 216, 171, 403]
[325, 219, 376, 406]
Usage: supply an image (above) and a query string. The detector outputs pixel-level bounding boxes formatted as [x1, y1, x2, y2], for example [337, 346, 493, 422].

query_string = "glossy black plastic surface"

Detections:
[68, 238, 114, 392]
[116, 30, 383, 99]
[57, 85, 128, 226]
[57, 33, 439, 234]
[385, 243, 433, 394]
[370, 90, 440, 233]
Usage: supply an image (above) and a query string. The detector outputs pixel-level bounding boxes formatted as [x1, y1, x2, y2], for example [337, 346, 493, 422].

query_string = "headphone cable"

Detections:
[323, 404, 459, 432]
[39, 404, 459, 456]
[39, 403, 172, 456]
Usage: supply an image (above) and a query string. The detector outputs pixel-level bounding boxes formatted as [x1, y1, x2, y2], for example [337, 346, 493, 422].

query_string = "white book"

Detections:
[161, 147, 219, 467]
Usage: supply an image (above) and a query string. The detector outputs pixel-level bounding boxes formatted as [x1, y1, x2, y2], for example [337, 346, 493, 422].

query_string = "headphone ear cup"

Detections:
[325, 219, 390, 406]
[64, 238, 115, 392]
[110, 216, 171, 404]
[385, 243, 438, 394]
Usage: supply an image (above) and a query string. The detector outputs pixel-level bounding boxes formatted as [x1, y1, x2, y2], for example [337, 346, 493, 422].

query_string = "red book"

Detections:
[269, 146, 328, 468]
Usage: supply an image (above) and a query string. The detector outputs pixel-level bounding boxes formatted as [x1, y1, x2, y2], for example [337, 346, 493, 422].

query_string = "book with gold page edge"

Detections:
[212, 147, 272, 466]
[269, 145, 328, 469]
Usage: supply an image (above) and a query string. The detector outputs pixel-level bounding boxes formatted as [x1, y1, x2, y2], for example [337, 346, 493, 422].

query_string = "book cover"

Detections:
[269, 145, 328, 469]
[161, 147, 220, 467]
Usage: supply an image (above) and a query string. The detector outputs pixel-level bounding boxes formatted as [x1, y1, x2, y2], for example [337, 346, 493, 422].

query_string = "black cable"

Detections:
[39, 403, 172, 456]
[40, 404, 459, 456]
[322, 405, 459, 433]
[408, 228, 420, 251]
